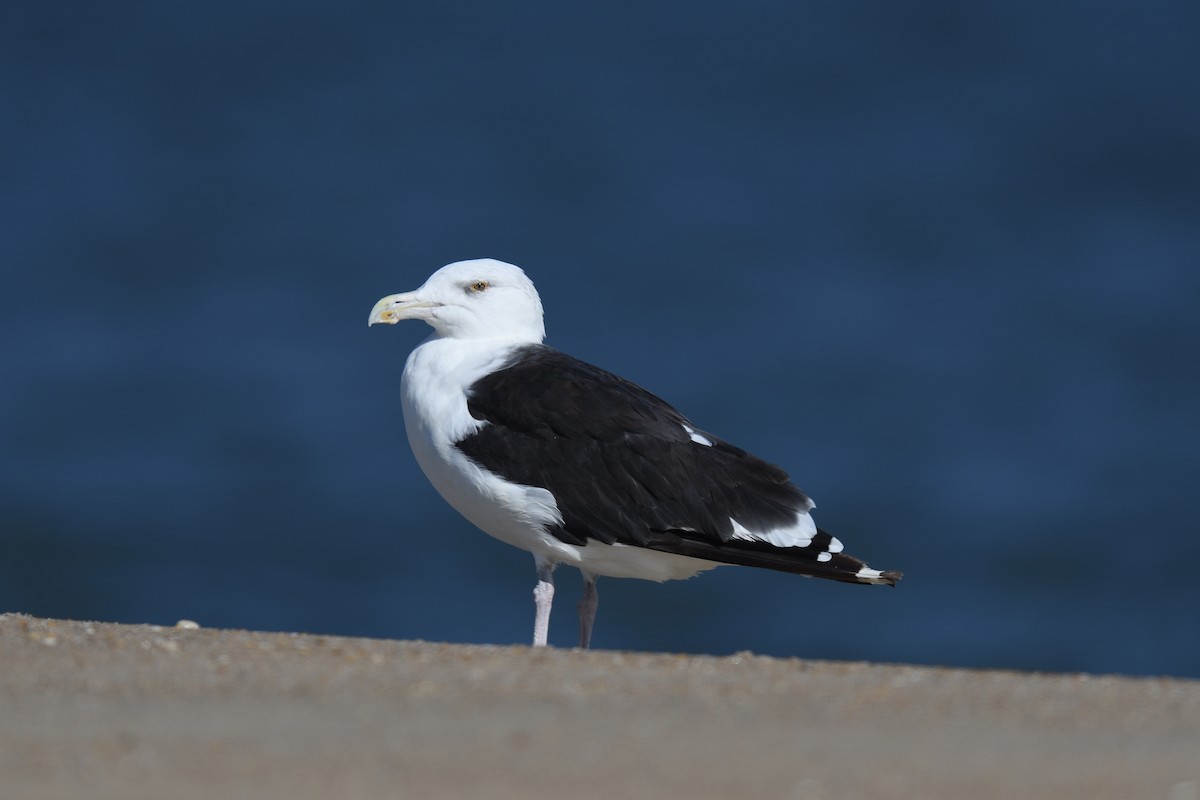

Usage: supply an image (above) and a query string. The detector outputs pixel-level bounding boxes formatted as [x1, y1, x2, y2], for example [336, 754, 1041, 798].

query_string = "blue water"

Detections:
[2, 1, 1197, 677]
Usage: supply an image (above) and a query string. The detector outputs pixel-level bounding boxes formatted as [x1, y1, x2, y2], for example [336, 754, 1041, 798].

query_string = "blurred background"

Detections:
[2, 1, 1197, 677]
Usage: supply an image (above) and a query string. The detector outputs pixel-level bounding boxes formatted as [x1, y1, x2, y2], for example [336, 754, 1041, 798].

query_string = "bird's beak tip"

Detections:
[367, 311, 398, 327]
[369, 293, 440, 327]
[368, 294, 405, 327]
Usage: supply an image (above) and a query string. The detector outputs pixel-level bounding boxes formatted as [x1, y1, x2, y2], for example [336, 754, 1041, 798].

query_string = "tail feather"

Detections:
[645, 527, 901, 586]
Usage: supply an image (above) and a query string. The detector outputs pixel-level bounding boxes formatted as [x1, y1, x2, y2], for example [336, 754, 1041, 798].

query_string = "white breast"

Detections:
[400, 337, 571, 558]
[399, 336, 721, 582]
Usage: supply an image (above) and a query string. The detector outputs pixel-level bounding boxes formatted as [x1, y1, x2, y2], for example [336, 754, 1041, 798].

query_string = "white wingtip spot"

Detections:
[682, 424, 713, 447]
[855, 566, 887, 583]
[827, 536, 843, 553]
[817, 551, 832, 562]
[728, 513, 816, 549]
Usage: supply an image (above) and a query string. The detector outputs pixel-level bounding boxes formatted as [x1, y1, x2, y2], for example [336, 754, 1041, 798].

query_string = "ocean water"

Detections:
[2, 1, 1197, 677]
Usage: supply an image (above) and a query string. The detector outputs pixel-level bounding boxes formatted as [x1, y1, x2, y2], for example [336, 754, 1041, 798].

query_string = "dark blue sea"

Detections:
[2, 1, 1197, 677]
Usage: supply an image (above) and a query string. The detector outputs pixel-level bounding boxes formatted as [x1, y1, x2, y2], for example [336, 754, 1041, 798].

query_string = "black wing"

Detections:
[456, 344, 898, 585]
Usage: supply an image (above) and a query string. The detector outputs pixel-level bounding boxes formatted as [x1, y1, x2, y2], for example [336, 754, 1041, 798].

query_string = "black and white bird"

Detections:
[369, 259, 900, 649]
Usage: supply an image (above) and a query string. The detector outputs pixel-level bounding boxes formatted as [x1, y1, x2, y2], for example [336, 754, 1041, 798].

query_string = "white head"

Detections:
[368, 259, 546, 342]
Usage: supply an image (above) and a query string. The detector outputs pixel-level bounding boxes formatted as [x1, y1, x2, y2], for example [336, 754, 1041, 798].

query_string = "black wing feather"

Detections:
[456, 344, 898, 584]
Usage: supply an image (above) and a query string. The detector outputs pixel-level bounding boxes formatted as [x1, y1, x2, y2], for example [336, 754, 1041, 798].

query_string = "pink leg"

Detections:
[577, 571, 598, 649]
[532, 559, 555, 647]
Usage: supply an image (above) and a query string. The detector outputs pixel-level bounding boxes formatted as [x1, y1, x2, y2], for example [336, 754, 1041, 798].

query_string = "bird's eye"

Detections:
[467, 280, 489, 293]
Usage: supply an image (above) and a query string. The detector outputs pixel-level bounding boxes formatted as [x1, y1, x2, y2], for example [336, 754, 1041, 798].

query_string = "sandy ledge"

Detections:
[1, 613, 1197, 800]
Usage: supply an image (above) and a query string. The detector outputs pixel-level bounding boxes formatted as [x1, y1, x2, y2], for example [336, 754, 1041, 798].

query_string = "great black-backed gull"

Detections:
[369, 259, 900, 648]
